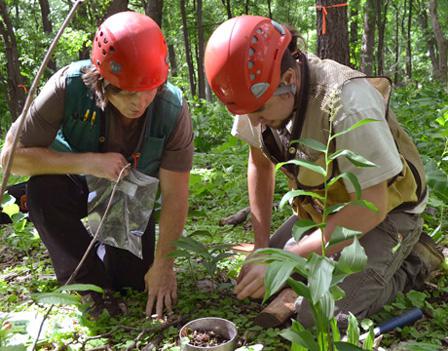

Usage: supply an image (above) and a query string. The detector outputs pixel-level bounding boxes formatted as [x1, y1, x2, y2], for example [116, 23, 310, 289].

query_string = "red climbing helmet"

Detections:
[91, 11, 168, 91]
[204, 15, 291, 114]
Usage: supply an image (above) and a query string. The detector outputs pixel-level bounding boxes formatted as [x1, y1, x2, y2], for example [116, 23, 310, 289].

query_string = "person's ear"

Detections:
[280, 68, 297, 86]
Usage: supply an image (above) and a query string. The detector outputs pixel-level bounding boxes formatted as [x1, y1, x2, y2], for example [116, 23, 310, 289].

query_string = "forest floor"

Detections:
[1, 140, 447, 350]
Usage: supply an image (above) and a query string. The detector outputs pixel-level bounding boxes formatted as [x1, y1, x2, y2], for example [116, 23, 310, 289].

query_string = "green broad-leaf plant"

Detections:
[256, 92, 380, 351]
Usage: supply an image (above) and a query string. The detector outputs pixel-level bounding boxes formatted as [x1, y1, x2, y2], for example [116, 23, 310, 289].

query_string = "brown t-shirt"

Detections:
[13, 65, 194, 172]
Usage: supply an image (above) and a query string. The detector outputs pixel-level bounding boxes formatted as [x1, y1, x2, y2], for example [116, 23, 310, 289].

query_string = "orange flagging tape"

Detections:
[18, 84, 28, 93]
[316, 3, 348, 35]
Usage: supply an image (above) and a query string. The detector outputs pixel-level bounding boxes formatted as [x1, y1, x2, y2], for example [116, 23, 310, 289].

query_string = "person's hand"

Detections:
[87, 152, 130, 181]
[234, 262, 267, 300]
[144, 263, 177, 319]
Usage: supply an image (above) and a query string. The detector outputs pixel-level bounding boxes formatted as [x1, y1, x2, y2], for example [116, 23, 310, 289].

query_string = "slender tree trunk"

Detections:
[145, 0, 163, 27]
[360, 0, 376, 74]
[349, 0, 360, 68]
[316, 0, 349, 65]
[393, 2, 400, 84]
[220, 0, 232, 19]
[429, 0, 448, 84]
[416, 0, 439, 79]
[180, 0, 196, 96]
[376, 0, 389, 75]
[267, 0, 272, 18]
[168, 44, 178, 77]
[405, 0, 413, 79]
[103, 0, 128, 20]
[38, 0, 56, 73]
[0, 0, 25, 121]
[196, 0, 205, 99]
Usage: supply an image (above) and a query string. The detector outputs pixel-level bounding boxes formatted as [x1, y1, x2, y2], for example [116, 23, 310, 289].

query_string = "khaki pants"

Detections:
[269, 210, 424, 329]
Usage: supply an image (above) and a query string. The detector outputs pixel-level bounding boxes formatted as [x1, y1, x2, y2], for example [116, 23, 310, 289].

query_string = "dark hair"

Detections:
[280, 25, 305, 74]
[81, 64, 122, 110]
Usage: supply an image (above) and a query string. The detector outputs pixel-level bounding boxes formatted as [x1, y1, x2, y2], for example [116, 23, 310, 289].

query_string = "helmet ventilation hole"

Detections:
[251, 36, 258, 44]
[248, 61, 254, 69]
[100, 31, 103, 37]
[110, 46, 115, 52]
[103, 38, 108, 44]
[102, 49, 107, 56]
[248, 48, 255, 56]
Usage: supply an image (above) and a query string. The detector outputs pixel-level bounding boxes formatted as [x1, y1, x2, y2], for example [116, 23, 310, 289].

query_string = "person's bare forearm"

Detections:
[2, 146, 92, 176]
[248, 146, 275, 249]
[153, 169, 189, 267]
[286, 181, 388, 257]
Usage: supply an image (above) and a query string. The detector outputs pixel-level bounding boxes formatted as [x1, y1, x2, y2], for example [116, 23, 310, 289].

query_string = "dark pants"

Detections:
[27, 175, 155, 291]
[270, 211, 424, 329]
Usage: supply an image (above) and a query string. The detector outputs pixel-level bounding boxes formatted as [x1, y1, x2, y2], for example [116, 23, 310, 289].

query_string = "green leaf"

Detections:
[263, 260, 297, 302]
[256, 248, 309, 277]
[346, 312, 360, 345]
[281, 320, 319, 351]
[188, 230, 213, 238]
[406, 290, 427, 308]
[327, 226, 363, 248]
[329, 149, 376, 168]
[276, 159, 326, 176]
[327, 172, 362, 199]
[57, 284, 103, 294]
[175, 237, 208, 254]
[2, 194, 16, 206]
[350, 199, 378, 212]
[308, 254, 334, 304]
[329, 285, 346, 301]
[317, 291, 335, 319]
[331, 119, 380, 140]
[325, 203, 349, 216]
[33, 292, 81, 306]
[423, 156, 448, 203]
[362, 327, 375, 350]
[297, 138, 327, 153]
[335, 237, 368, 275]
[292, 220, 319, 241]
[334, 342, 364, 351]
[330, 318, 341, 342]
[279, 190, 324, 209]
[287, 277, 311, 300]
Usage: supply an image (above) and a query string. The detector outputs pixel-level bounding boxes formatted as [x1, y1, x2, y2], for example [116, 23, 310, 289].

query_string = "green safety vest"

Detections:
[51, 60, 183, 177]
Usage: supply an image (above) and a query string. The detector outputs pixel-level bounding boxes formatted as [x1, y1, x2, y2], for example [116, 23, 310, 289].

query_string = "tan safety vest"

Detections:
[261, 55, 426, 224]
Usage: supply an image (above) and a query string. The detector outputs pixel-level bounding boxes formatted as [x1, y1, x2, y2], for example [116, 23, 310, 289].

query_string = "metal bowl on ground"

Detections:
[179, 317, 237, 351]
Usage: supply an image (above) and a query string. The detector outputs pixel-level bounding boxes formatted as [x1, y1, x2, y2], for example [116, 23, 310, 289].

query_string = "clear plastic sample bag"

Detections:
[86, 169, 159, 259]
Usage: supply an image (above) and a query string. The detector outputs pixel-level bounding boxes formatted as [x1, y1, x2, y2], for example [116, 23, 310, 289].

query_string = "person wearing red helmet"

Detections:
[205, 16, 442, 328]
[1, 11, 193, 318]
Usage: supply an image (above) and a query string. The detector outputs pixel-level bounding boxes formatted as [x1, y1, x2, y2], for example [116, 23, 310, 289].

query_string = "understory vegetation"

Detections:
[0, 81, 447, 350]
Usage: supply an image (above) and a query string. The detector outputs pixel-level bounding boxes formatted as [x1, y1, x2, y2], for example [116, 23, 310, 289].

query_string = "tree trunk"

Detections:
[349, 0, 360, 68]
[180, 0, 196, 96]
[393, 2, 400, 84]
[220, 0, 232, 19]
[405, 0, 413, 79]
[245, 0, 250, 14]
[168, 44, 178, 77]
[196, 0, 205, 99]
[0, 0, 26, 121]
[38, 0, 56, 73]
[360, 0, 376, 75]
[145, 0, 163, 28]
[267, 0, 272, 18]
[103, 0, 128, 19]
[429, 0, 448, 84]
[316, 0, 349, 65]
[376, 0, 389, 75]
[416, 0, 439, 79]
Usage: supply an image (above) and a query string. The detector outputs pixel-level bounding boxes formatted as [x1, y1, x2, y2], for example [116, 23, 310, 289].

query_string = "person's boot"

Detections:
[412, 232, 444, 282]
